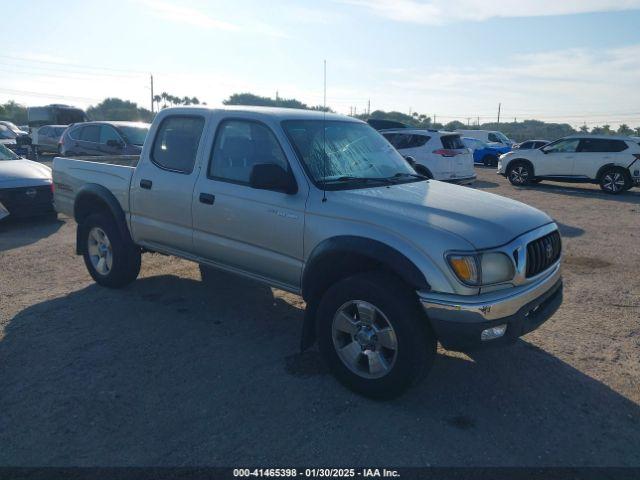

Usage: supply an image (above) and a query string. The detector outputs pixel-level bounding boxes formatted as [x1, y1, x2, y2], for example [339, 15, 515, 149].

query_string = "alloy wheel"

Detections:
[602, 172, 625, 193]
[331, 300, 398, 379]
[87, 227, 113, 275]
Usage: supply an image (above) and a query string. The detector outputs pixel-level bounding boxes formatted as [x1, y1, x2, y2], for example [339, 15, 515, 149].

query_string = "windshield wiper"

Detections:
[386, 172, 429, 182]
[322, 176, 395, 185]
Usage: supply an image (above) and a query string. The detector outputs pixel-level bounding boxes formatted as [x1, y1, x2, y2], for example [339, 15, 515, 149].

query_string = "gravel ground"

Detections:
[0, 167, 639, 467]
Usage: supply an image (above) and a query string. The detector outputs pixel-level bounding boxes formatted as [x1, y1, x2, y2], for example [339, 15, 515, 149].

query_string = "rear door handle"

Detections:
[140, 179, 152, 189]
[199, 193, 215, 205]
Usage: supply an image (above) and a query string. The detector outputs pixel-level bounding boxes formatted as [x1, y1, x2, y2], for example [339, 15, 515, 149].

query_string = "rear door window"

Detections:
[151, 116, 205, 174]
[80, 125, 100, 143]
[441, 135, 465, 149]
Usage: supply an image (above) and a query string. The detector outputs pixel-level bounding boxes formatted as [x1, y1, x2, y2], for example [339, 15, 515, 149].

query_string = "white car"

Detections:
[498, 135, 640, 194]
[457, 129, 513, 146]
[382, 129, 476, 184]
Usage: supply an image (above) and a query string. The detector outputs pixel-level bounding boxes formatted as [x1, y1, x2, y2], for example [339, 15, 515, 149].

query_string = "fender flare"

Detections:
[299, 236, 430, 351]
[73, 183, 132, 254]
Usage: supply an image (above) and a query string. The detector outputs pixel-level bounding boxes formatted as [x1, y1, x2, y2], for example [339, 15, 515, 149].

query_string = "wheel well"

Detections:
[596, 164, 629, 182]
[303, 251, 404, 304]
[75, 194, 112, 224]
[507, 158, 535, 175]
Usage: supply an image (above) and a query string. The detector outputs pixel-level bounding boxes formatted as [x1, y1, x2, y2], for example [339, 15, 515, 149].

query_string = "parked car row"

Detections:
[498, 135, 640, 194]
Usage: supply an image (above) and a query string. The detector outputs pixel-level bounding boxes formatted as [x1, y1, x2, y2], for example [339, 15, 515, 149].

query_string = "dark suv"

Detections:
[59, 121, 150, 157]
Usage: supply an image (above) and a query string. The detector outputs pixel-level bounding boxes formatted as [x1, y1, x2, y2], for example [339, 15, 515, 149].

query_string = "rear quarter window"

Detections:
[441, 135, 465, 149]
[579, 139, 628, 153]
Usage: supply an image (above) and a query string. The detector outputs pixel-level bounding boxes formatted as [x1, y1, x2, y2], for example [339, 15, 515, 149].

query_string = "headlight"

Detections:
[447, 252, 515, 286]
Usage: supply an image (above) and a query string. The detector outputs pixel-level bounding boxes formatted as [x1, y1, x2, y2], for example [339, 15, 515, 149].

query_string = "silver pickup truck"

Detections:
[53, 106, 563, 398]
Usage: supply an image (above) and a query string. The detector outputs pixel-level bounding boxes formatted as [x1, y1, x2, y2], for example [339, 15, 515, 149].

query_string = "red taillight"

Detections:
[50, 182, 55, 194]
[433, 149, 460, 157]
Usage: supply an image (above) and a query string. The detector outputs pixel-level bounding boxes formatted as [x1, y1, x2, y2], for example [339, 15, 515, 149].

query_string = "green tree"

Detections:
[86, 98, 153, 122]
[0, 100, 28, 124]
[617, 124, 633, 136]
[222, 92, 333, 112]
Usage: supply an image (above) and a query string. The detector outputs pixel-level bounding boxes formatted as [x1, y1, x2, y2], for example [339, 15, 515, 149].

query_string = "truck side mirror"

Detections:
[250, 163, 297, 194]
[404, 156, 416, 166]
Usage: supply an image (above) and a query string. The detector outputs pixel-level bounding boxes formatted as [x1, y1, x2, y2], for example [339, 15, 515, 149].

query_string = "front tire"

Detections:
[507, 161, 533, 186]
[317, 272, 436, 399]
[599, 167, 630, 194]
[81, 213, 141, 288]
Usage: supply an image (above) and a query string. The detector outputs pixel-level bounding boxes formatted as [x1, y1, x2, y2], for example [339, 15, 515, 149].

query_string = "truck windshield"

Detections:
[282, 120, 420, 189]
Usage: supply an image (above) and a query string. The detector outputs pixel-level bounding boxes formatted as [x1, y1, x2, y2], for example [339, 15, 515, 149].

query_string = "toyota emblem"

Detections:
[545, 242, 553, 260]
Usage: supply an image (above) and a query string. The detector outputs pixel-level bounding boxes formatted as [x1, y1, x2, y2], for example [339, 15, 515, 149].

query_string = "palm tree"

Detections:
[161, 92, 168, 109]
[191, 97, 200, 105]
[182, 96, 192, 106]
[153, 95, 162, 112]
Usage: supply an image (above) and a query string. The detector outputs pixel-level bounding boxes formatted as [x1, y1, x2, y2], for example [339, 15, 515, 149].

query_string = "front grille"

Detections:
[525, 230, 561, 278]
[0, 185, 54, 218]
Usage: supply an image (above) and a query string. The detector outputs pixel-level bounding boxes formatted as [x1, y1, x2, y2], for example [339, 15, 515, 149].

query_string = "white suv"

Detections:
[382, 129, 476, 184]
[498, 135, 640, 194]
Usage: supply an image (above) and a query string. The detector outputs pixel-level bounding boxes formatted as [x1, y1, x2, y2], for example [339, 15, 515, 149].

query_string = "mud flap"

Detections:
[300, 301, 318, 352]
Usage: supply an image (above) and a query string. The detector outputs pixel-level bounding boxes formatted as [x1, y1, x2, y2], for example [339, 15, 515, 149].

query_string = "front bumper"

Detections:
[418, 263, 562, 351]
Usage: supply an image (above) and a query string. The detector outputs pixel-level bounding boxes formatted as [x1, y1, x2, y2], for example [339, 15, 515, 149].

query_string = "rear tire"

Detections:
[507, 161, 533, 186]
[81, 213, 141, 288]
[483, 155, 498, 167]
[316, 272, 436, 399]
[599, 167, 630, 194]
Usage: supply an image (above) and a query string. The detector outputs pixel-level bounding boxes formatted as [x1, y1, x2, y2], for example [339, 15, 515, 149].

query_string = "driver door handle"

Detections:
[140, 179, 152, 189]
[199, 193, 215, 205]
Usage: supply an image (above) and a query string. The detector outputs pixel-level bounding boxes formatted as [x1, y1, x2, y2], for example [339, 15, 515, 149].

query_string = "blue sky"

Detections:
[2, 0, 640, 127]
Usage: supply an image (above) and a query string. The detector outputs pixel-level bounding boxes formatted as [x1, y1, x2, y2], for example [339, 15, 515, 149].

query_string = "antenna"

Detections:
[322, 59, 327, 203]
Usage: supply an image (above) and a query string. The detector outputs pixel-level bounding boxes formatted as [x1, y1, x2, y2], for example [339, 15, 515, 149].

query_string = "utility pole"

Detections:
[497, 102, 501, 124]
[467, 117, 471, 126]
[433, 114, 436, 125]
[367, 99, 370, 115]
[150, 74, 154, 114]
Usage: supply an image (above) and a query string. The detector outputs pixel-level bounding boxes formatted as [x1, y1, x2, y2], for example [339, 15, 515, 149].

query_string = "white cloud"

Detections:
[137, 0, 288, 37]
[367, 44, 640, 125]
[343, 0, 640, 25]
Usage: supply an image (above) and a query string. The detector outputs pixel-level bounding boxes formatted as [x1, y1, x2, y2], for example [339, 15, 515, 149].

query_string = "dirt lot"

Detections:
[0, 167, 639, 467]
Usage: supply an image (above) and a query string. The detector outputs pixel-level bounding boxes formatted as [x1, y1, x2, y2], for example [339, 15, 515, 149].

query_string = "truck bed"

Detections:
[52, 155, 139, 218]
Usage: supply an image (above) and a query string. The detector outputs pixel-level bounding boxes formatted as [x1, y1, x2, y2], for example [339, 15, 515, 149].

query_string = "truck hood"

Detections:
[0, 159, 52, 189]
[332, 180, 553, 250]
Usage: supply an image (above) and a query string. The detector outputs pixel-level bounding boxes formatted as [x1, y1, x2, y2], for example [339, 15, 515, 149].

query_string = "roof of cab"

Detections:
[158, 105, 362, 123]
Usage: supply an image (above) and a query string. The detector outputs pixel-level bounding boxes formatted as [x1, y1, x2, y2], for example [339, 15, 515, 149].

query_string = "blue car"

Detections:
[462, 137, 511, 166]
